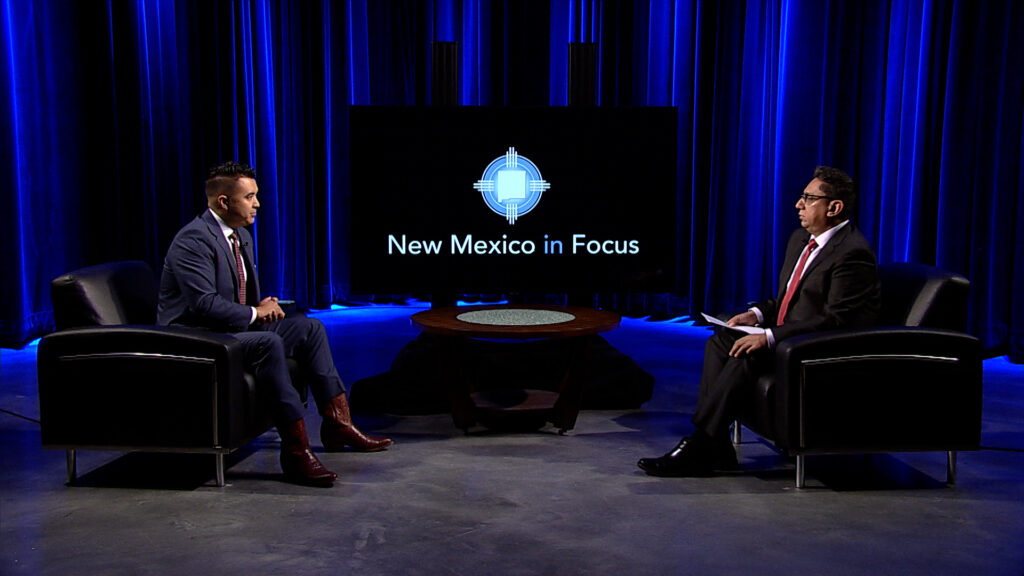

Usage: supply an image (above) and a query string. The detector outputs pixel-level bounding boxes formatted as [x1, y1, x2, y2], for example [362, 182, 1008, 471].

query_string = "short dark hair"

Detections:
[813, 165, 856, 219]
[206, 160, 256, 181]
[205, 161, 256, 198]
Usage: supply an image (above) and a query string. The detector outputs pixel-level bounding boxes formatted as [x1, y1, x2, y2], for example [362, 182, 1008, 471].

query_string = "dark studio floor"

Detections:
[1, 304, 1022, 575]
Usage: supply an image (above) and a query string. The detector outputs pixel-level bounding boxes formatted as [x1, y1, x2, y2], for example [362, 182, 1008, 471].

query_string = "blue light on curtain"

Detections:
[549, 1, 569, 105]
[1, 0, 86, 342]
[322, 0, 335, 300]
[433, 0, 456, 41]
[134, 0, 194, 269]
[2, 0, 1022, 363]
[252, 0, 281, 295]
[644, 2, 674, 106]
[346, 0, 370, 105]
[1, 0, 29, 333]
[460, 0, 492, 105]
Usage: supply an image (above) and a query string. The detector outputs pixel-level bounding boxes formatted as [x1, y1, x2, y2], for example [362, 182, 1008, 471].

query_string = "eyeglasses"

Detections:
[798, 193, 832, 204]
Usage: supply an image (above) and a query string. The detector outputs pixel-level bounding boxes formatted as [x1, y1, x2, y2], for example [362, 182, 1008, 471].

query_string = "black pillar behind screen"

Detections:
[431, 42, 458, 306]
[568, 42, 597, 106]
[567, 42, 598, 306]
[431, 41, 459, 106]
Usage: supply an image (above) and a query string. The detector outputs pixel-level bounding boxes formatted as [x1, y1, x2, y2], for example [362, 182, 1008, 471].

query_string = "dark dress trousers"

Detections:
[157, 210, 343, 423]
[692, 224, 881, 437]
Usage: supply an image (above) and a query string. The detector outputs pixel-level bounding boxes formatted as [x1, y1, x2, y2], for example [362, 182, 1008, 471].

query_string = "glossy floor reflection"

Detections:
[1, 305, 1022, 575]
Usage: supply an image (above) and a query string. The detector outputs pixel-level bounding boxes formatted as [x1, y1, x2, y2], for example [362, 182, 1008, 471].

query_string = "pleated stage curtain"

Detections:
[2, 0, 1022, 361]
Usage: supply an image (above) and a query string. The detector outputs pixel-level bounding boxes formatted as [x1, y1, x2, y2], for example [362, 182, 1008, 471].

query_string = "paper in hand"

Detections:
[700, 312, 766, 335]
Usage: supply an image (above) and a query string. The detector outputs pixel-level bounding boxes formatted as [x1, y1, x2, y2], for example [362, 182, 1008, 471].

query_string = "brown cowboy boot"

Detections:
[279, 418, 337, 486]
[320, 393, 393, 452]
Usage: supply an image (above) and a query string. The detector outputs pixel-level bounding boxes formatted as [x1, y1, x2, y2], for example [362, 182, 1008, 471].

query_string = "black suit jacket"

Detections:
[157, 210, 259, 332]
[755, 223, 880, 343]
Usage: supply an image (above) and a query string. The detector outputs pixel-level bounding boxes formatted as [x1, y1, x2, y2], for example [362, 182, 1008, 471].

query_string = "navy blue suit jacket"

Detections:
[158, 210, 258, 332]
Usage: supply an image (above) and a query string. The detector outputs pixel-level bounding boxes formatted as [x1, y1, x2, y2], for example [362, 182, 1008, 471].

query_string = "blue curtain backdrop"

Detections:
[2, 0, 1022, 361]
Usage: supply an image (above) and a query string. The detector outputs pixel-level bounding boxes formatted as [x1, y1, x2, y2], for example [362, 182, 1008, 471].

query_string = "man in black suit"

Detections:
[158, 161, 392, 486]
[638, 166, 880, 477]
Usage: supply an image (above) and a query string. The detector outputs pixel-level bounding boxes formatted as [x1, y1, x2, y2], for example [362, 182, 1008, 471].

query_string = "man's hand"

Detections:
[255, 296, 285, 324]
[726, 310, 758, 327]
[729, 333, 768, 357]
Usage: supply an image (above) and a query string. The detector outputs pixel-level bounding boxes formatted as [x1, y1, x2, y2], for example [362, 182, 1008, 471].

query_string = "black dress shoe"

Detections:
[637, 436, 716, 477]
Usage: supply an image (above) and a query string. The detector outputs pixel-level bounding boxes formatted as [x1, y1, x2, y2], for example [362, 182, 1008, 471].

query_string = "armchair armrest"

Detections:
[37, 325, 255, 451]
[770, 327, 983, 454]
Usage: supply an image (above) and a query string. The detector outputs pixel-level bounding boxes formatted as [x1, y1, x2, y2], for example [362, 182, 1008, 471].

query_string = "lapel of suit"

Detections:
[778, 232, 810, 299]
[200, 211, 243, 295]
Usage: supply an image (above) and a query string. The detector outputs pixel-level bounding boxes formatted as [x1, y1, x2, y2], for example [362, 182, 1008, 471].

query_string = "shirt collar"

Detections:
[811, 219, 849, 249]
[208, 209, 235, 242]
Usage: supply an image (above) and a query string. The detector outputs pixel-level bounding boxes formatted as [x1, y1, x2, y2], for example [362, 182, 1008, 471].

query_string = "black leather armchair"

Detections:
[735, 262, 983, 488]
[37, 261, 300, 486]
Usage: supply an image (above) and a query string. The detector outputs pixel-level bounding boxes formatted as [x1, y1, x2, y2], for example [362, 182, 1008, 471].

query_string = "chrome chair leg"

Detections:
[946, 451, 957, 485]
[215, 454, 226, 487]
[795, 454, 806, 489]
[731, 421, 742, 445]
[66, 449, 77, 485]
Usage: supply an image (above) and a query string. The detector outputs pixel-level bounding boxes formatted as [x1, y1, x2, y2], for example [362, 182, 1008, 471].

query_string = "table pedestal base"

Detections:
[411, 305, 622, 434]
[470, 389, 560, 432]
[439, 336, 593, 434]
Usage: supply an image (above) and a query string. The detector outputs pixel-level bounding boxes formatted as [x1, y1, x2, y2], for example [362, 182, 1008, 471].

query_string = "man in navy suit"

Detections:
[158, 161, 391, 486]
[638, 166, 881, 477]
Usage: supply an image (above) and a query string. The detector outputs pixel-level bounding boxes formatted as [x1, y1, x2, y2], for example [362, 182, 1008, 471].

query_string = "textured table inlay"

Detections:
[456, 308, 577, 326]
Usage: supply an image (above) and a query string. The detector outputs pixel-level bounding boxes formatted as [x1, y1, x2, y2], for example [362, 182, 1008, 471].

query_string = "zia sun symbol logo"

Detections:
[473, 147, 551, 225]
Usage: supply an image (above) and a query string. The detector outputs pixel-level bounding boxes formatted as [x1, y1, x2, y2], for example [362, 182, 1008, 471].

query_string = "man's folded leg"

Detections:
[639, 330, 769, 478]
[269, 316, 393, 452]
[236, 330, 336, 484]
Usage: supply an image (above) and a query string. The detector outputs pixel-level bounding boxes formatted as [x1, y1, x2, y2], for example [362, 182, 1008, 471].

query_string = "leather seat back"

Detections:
[877, 262, 969, 331]
[50, 261, 157, 329]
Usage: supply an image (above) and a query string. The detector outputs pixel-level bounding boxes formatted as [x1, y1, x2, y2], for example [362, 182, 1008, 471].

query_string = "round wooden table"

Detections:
[411, 304, 621, 433]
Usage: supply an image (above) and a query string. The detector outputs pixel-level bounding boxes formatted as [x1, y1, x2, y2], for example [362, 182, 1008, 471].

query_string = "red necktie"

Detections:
[230, 232, 246, 305]
[777, 238, 818, 325]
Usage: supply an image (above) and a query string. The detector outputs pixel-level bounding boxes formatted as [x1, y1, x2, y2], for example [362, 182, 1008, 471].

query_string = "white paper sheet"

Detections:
[700, 312, 766, 335]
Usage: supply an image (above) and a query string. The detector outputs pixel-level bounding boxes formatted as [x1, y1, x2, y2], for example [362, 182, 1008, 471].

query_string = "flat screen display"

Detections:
[348, 106, 677, 295]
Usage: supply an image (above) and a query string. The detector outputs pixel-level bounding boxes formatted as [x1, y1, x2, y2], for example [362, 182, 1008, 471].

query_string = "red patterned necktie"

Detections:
[229, 232, 246, 305]
[777, 238, 818, 325]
